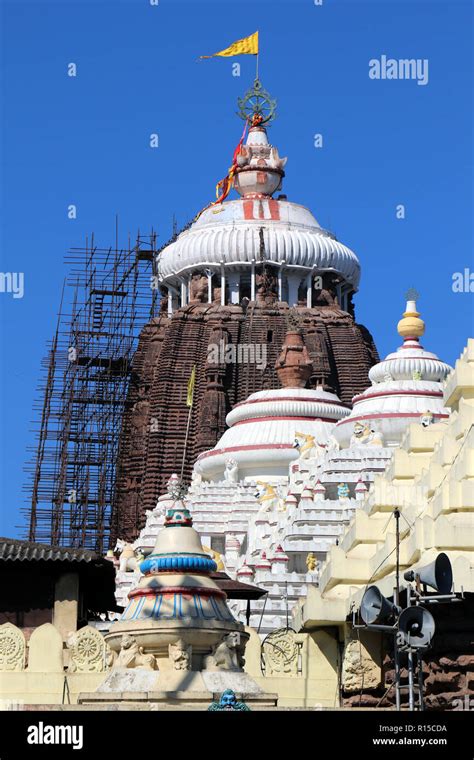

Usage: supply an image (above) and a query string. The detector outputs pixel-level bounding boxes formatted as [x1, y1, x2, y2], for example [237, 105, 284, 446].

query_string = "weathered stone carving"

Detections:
[67, 626, 115, 673]
[114, 634, 156, 670]
[206, 632, 244, 671]
[342, 639, 380, 692]
[189, 274, 208, 303]
[169, 639, 191, 671]
[262, 629, 299, 676]
[0, 623, 25, 671]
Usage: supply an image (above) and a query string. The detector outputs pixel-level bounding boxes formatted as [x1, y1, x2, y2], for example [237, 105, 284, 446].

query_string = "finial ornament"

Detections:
[237, 78, 277, 126]
[397, 289, 425, 340]
[405, 287, 419, 302]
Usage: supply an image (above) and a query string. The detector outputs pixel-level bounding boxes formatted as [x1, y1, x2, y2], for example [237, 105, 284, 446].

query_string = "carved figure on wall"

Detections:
[114, 634, 156, 670]
[169, 639, 191, 671]
[306, 552, 318, 572]
[350, 422, 384, 448]
[207, 632, 244, 672]
[337, 482, 350, 500]
[254, 481, 284, 513]
[420, 410, 434, 428]
[190, 274, 208, 303]
[223, 458, 239, 483]
[293, 431, 324, 460]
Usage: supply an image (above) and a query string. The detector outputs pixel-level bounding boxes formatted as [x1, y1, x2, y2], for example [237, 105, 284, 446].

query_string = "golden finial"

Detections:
[397, 289, 425, 340]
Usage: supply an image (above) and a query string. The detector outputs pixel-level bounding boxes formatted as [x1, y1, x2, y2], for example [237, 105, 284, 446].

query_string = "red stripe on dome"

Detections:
[128, 586, 227, 600]
[352, 389, 443, 403]
[233, 415, 338, 426]
[268, 199, 280, 220]
[232, 395, 350, 409]
[197, 443, 293, 461]
[336, 412, 449, 427]
[243, 200, 254, 220]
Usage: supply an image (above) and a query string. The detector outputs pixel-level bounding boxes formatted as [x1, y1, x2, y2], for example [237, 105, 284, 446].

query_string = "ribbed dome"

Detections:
[196, 387, 350, 481]
[157, 199, 361, 289]
[333, 297, 452, 448]
[369, 341, 452, 384]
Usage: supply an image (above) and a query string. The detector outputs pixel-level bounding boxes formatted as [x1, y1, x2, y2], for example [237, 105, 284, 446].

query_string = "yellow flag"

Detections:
[186, 365, 196, 407]
[200, 31, 258, 59]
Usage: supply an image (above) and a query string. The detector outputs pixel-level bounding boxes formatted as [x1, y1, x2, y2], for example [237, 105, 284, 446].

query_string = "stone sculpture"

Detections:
[223, 458, 239, 483]
[114, 634, 156, 670]
[208, 689, 251, 711]
[169, 640, 191, 671]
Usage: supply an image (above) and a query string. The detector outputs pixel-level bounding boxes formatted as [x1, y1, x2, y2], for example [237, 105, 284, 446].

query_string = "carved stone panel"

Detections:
[263, 629, 299, 676]
[0, 623, 26, 671]
[67, 625, 113, 673]
[342, 639, 381, 692]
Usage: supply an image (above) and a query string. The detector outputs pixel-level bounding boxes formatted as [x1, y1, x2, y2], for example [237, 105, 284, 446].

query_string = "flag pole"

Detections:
[180, 405, 193, 482]
[256, 51, 259, 80]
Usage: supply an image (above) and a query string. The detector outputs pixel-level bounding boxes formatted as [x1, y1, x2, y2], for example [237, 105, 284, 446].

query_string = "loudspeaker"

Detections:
[398, 605, 435, 649]
[360, 585, 398, 625]
[403, 552, 453, 594]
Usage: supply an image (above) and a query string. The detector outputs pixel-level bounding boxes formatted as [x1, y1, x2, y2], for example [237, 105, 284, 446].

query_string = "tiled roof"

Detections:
[0, 537, 101, 563]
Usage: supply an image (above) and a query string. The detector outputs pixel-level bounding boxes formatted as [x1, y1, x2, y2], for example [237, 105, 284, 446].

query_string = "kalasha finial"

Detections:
[237, 78, 277, 126]
[397, 289, 425, 341]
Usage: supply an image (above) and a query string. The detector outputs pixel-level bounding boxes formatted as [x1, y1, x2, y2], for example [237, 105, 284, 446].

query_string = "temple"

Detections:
[3, 76, 472, 712]
[111, 79, 378, 541]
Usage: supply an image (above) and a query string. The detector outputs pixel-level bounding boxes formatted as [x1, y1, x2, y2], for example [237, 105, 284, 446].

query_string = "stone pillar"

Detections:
[306, 272, 313, 308]
[180, 280, 187, 307]
[228, 273, 240, 305]
[186, 274, 192, 304]
[167, 287, 173, 316]
[205, 270, 214, 304]
[220, 264, 225, 306]
[53, 572, 79, 640]
[250, 260, 256, 301]
[278, 263, 285, 302]
[287, 273, 301, 307]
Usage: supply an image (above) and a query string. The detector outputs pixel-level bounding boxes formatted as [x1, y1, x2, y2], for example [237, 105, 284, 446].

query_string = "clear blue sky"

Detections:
[0, 0, 473, 537]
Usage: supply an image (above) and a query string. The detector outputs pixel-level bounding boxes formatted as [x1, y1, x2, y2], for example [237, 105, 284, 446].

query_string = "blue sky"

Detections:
[0, 0, 473, 537]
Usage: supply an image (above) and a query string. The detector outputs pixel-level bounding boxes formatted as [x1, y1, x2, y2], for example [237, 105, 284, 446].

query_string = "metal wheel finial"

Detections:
[237, 78, 277, 126]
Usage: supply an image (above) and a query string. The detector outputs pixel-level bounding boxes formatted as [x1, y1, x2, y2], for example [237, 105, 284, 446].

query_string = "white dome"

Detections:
[157, 199, 361, 289]
[195, 387, 350, 482]
[369, 340, 452, 384]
